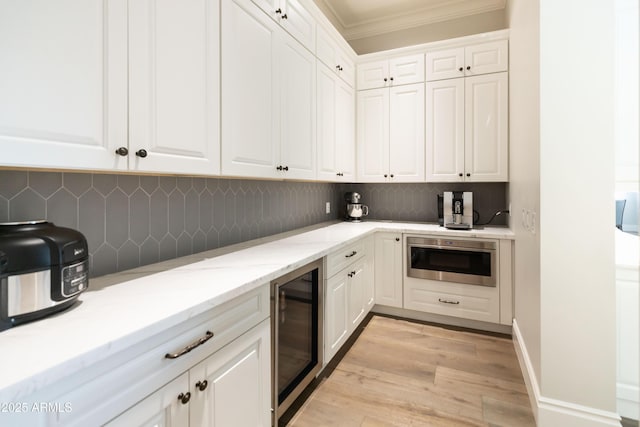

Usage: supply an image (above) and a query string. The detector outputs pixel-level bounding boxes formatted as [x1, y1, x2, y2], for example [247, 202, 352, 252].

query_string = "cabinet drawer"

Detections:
[26, 285, 269, 427]
[404, 277, 499, 323]
[326, 239, 365, 278]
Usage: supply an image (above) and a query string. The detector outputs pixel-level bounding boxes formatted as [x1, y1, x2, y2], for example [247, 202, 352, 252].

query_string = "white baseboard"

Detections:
[512, 319, 623, 427]
[617, 382, 640, 420]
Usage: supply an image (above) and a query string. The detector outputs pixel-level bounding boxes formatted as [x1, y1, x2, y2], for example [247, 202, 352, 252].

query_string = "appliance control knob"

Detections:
[135, 149, 148, 158]
[115, 147, 128, 156]
[196, 380, 208, 391]
[178, 392, 191, 405]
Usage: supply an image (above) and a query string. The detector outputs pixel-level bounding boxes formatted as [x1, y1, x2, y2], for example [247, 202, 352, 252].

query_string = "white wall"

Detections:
[505, 0, 541, 403]
[509, 0, 620, 425]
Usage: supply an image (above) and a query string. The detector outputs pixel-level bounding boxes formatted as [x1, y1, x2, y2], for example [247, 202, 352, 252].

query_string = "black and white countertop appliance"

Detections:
[0, 221, 89, 331]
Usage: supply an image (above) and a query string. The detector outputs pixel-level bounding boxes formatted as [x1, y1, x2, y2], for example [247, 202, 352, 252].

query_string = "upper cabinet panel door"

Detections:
[464, 40, 508, 76]
[426, 48, 464, 81]
[389, 54, 425, 86]
[464, 72, 508, 182]
[279, 32, 316, 180]
[129, 0, 220, 175]
[0, 0, 128, 171]
[357, 89, 389, 182]
[335, 80, 356, 181]
[357, 61, 389, 91]
[426, 79, 465, 182]
[317, 64, 339, 181]
[388, 83, 425, 182]
[221, 0, 280, 178]
[280, 0, 315, 51]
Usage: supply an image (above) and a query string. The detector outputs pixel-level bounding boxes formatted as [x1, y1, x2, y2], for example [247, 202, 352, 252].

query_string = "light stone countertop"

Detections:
[0, 221, 513, 402]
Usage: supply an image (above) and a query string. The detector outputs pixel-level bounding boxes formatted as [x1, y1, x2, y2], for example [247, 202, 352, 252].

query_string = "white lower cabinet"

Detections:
[108, 320, 271, 427]
[8, 285, 270, 427]
[324, 236, 373, 363]
[374, 232, 403, 308]
[105, 373, 190, 427]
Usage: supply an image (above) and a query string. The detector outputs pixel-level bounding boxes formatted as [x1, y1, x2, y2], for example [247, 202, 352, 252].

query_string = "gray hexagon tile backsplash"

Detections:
[0, 170, 507, 279]
[0, 170, 338, 277]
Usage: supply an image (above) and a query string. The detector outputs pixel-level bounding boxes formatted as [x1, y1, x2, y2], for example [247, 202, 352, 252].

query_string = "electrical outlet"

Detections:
[325, 202, 331, 214]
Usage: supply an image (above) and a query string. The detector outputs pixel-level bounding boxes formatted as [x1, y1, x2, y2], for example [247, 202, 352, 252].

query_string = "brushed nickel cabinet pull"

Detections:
[165, 330, 214, 359]
[438, 298, 460, 305]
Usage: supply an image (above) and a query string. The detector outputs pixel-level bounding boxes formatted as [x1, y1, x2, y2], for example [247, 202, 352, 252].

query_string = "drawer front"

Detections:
[30, 285, 270, 427]
[326, 239, 365, 278]
[404, 277, 499, 323]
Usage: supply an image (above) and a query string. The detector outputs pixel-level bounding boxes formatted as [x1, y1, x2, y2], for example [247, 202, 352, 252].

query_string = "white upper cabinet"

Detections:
[128, 0, 220, 175]
[0, 0, 220, 175]
[317, 63, 355, 181]
[426, 72, 508, 182]
[357, 54, 425, 90]
[316, 25, 356, 87]
[464, 73, 508, 181]
[357, 83, 425, 182]
[0, 0, 127, 171]
[279, 31, 317, 180]
[426, 40, 508, 81]
[221, 0, 316, 180]
[250, 0, 315, 51]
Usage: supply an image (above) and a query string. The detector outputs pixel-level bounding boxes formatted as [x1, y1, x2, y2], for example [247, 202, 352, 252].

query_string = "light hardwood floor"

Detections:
[287, 315, 536, 427]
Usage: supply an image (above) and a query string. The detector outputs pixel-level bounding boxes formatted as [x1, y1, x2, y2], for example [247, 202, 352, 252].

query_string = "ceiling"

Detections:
[313, 0, 506, 41]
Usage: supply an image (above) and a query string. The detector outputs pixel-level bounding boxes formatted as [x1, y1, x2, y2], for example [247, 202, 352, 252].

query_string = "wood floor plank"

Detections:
[434, 366, 531, 407]
[286, 315, 535, 427]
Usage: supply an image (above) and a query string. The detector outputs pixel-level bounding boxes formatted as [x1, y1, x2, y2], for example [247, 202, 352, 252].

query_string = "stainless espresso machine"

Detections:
[345, 192, 369, 222]
[443, 191, 473, 229]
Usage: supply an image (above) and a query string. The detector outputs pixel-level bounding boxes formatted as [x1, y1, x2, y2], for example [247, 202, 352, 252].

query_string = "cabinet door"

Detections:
[426, 79, 465, 182]
[104, 373, 190, 427]
[357, 88, 389, 182]
[279, 32, 316, 180]
[325, 272, 349, 362]
[221, 0, 280, 178]
[389, 54, 425, 86]
[363, 236, 375, 312]
[190, 320, 271, 427]
[336, 79, 356, 181]
[388, 83, 425, 182]
[357, 60, 390, 90]
[464, 72, 508, 182]
[0, 0, 128, 171]
[280, 0, 315, 51]
[426, 48, 464, 81]
[374, 233, 403, 308]
[317, 64, 339, 181]
[464, 40, 508, 76]
[129, 0, 220, 175]
[348, 261, 366, 329]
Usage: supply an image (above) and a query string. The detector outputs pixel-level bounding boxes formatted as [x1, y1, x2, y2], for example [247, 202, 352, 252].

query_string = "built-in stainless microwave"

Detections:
[407, 236, 496, 287]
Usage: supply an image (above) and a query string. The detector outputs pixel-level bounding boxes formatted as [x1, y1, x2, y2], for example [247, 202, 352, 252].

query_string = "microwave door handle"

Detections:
[409, 243, 495, 253]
